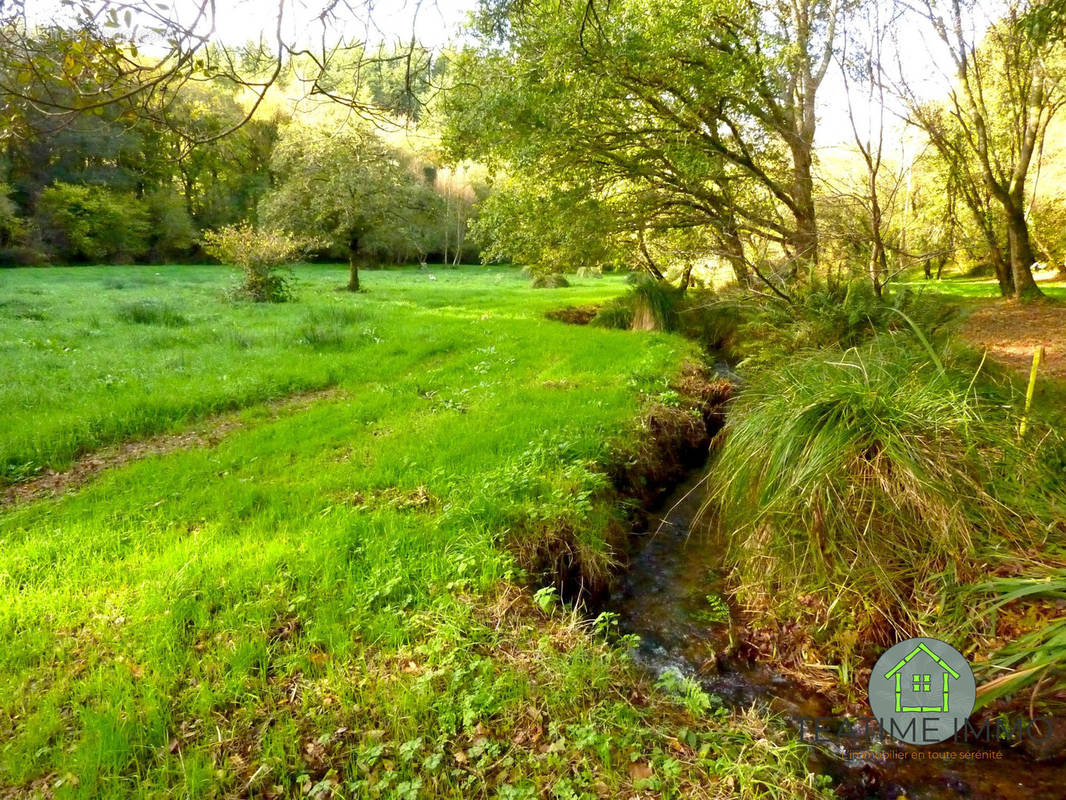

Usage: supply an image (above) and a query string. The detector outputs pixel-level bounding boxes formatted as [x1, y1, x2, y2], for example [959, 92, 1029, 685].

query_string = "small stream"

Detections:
[607, 471, 1066, 799]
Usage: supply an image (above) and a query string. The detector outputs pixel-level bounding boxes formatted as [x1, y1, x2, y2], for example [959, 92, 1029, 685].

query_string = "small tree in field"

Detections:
[260, 122, 442, 292]
[202, 224, 309, 302]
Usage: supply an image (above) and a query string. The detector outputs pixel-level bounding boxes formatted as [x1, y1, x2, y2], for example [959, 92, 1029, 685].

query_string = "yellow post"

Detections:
[1019, 346, 1046, 438]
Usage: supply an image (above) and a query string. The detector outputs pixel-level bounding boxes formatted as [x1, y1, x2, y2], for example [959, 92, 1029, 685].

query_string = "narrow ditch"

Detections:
[590, 362, 1065, 800]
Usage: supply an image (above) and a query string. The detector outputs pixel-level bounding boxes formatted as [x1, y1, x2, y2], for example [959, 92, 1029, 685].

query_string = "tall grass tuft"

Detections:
[297, 307, 365, 349]
[590, 303, 633, 330]
[114, 299, 188, 326]
[591, 276, 684, 332]
[630, 277, 682, 331]
[710, 339, 1058, 659]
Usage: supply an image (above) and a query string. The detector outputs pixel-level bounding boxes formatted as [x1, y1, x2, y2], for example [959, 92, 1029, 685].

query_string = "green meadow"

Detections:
[0, 265, 818, 798]
[898, 273, 1066, 301]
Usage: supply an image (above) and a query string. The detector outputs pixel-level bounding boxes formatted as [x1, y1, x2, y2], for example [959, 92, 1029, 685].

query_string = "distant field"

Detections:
[896, 272, 1066, 301]
[0, 264, 633, 483]
[0, 265, 815, 797]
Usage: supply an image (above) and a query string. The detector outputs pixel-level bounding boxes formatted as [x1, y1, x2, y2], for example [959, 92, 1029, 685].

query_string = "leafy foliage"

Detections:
[36, 182, 151, 262]
[261, 121, 444, 264]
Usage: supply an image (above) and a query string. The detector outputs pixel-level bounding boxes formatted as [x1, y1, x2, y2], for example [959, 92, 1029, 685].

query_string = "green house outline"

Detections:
[883, 642, 960, 713]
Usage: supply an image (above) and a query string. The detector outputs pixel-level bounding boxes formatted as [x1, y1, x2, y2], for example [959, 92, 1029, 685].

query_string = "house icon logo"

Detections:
[868, 637, 976, 745]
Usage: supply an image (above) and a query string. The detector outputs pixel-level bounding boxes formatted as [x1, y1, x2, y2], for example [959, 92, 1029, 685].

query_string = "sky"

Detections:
[178, 0, 478, 49]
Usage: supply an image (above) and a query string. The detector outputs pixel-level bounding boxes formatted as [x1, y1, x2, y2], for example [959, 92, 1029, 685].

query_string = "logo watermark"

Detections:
[791, 636, 1055, 753]
[868, 637, 976, 745]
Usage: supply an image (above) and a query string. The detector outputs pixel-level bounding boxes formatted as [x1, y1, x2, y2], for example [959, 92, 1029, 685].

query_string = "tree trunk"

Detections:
[719, 226, 750, 287]
[869, 240, 886, 299]
[455, 205, 465, 265]
[868, 177, 887, 299]
[347, 256, 361, 292]
[788, 138, 819, 275]
[971, 219, 1013, 297]
[1005, 206, 1043, 300]
[347, 238, 362, 292]
[637, 228, 665, 280]
[678, 262, 695, 293]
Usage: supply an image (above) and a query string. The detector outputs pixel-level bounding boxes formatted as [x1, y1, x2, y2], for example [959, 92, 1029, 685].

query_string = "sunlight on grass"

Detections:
[0, 265, 819, 798]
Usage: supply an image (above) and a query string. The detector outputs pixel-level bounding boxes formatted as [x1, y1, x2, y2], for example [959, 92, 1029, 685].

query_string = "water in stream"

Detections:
[607, 472, 1066, 799]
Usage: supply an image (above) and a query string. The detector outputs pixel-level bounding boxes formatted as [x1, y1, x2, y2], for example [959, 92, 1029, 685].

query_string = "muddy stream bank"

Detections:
[603, 469, 1066, 799]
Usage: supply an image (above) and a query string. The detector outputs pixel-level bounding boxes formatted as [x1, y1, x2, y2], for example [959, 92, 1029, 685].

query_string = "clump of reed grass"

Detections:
[591, 276, 685, 332]
[297, 306, 365, 349]
[710, 338, 1058, 661]
[972, 570, 1066, 708]
[629, 277, 682, 331]
[590, 302, 634, 330]
[114, 299, 188, 326]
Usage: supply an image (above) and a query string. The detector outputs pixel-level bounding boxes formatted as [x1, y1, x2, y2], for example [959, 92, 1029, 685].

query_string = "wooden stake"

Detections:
[1019, 346, 1046, 438]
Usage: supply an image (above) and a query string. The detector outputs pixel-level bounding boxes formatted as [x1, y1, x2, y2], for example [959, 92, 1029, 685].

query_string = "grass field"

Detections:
[0, 265, 818, 798]
[897, 272, 1066, 301]
[0, 265, 650, 484]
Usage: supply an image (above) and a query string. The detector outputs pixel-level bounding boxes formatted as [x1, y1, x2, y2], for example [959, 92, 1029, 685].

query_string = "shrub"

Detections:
[36, 182, 150, 262]
[589, 275, 684, 331]
[114, 300, 188, 327]
[202, 224, 310, 302]
[733, 279, 952, 365]
[530, 272, 570, 289]
[0, 246, 46, 267]
[710, 340, 1060, 665]
[0, 183, 22, 248]
[675, 289, 744, 352]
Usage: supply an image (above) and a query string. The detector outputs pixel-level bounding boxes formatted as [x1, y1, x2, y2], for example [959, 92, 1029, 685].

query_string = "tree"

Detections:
[202, 223, 308, 302]
[470, 172, 632, 274]
[35, 182, 150, 262]
[447, 0, 841, 288]
[837, 1, 906, 297]
[259, 122, 443, 291]
[897, 0, 1066, 299]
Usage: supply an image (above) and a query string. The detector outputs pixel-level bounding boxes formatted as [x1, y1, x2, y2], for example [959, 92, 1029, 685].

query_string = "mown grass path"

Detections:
[0, 265, 819, 799]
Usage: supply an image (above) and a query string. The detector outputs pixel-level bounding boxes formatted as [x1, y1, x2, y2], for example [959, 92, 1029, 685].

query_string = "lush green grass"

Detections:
[0, 265, 821, 798]
[0, 264, 635, 483]
[896, 273, 1066, 301]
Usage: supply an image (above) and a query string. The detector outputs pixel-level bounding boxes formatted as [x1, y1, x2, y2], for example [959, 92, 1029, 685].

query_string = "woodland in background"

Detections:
[443, 0, 1066, 301]
[0, 35, 486, 271]
[3, 0, 1066, 305]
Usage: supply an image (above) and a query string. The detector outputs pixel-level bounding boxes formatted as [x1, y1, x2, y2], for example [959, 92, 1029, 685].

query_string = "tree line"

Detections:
[442, 0, 1066, 300]
[0, 29, 486, 273]
[2, 0, 1065, 302]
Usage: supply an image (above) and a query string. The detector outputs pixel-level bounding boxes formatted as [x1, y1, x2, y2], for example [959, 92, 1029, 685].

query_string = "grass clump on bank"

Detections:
[710, 337, 1063, 685]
